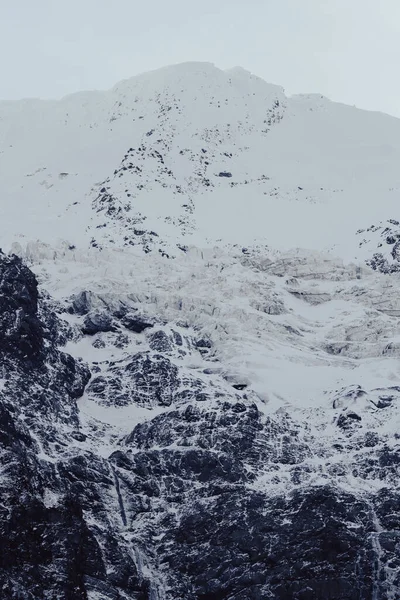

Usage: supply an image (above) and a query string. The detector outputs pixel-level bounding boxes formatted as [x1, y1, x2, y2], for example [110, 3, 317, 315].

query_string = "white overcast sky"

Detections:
[1, 0, 399, 116]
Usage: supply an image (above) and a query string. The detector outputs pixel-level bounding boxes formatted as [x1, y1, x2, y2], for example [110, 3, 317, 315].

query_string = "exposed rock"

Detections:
[122, 312, 154, 333]
[148, 330, 174, 353]
[0, 252, 44, 362]
[70, 290, 95, 315]
[82, 311, 116, 335]
[87, 352, 183, 407]
[288, 289, 331, 305]
[336, 411, 362, 431]
[1, 252, 400, 598]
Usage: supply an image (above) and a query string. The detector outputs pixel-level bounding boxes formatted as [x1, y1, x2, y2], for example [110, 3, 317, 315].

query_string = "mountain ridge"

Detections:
[1, 61, 400, 266]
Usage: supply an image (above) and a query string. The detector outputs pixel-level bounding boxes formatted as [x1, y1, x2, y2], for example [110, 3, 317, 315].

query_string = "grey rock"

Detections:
[82, 311, 116, 335]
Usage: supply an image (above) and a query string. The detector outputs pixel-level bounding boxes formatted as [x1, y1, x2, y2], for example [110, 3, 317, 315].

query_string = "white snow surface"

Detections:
[2, 62, 400, 497]
[1, 61, 400, 259]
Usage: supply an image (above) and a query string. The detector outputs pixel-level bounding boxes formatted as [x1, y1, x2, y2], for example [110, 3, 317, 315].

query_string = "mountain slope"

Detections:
[0, 63, 400, 599]
[2, 61, 400, 261]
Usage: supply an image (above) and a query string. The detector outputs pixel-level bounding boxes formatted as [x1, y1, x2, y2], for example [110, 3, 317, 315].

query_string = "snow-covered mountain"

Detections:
[1, 62, 400, 599]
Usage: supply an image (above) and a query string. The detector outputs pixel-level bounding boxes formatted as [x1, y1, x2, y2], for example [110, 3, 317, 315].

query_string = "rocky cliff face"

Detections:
[0, 249, 399, 599]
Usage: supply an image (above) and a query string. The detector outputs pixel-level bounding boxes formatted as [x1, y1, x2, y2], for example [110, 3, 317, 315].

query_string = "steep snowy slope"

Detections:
[1, 63, 400, 599]
[2, 61, 400, 261]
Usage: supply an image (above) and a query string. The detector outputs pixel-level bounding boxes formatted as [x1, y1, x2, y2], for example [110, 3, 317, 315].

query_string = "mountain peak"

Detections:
[2, 62, 400, 598]
[0, 61, 399, 264]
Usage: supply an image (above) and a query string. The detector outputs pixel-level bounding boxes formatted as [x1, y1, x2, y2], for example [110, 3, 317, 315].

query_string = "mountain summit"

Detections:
[2, 61, 400, 263]
[1, 63, 400, 598]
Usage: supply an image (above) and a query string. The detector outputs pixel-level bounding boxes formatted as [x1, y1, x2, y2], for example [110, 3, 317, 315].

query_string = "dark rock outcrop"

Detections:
[1, 253, 399, 599]
[122, 312, 154, 333]
[0, 252, 44, 362]
[82, 311, 116, 335]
